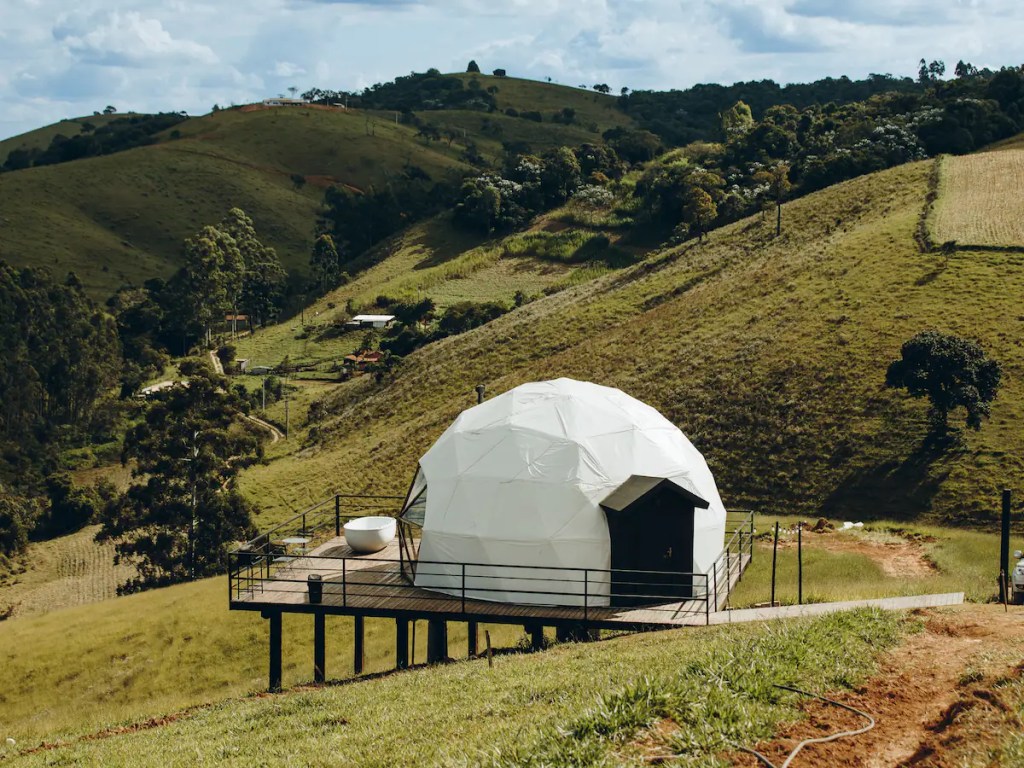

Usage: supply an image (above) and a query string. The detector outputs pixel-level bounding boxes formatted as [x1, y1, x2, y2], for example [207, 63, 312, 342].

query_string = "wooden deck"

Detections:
[230, 536, 750, 629]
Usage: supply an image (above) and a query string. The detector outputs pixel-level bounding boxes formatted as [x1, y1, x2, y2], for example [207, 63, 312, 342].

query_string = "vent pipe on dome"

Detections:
[475, 384, 486, 404]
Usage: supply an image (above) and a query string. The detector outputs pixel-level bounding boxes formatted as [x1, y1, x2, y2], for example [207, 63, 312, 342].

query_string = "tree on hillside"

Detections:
[682, 187, 717, 241]
[753, 162, 792, 236]
[885, 331, 1001, 434]
[917, 59, 946, 84]
[466, 60, 481, 74]
[719, 100, 754, 138]
[180, 225, 244, 345]
[0, 485, 33, 560]
[98, 362, 260, 592]
[218, 208, 286, 328]
[310, 233, 342, 293]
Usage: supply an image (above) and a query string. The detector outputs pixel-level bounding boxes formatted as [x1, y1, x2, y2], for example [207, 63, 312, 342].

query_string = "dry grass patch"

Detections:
[932, 151, 1024, 248]
[0, 526, 135, 619]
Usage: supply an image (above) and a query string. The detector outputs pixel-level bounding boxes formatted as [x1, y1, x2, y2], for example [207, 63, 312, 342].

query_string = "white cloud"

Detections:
[271, 61, 306, 78]
[1, 0, 1023, 139]
[55, 11, 218, 68]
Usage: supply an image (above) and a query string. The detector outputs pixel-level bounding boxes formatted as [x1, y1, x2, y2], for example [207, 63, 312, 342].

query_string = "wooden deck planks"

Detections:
[231, 535, 750, 628]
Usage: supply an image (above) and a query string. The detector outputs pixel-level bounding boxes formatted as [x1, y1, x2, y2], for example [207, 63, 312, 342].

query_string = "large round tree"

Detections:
[885, 330, 1001, 434]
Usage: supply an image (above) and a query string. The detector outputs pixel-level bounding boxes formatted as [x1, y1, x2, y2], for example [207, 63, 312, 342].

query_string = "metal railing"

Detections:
[229, 505, 755, 625]
[229, 493, 404, 600]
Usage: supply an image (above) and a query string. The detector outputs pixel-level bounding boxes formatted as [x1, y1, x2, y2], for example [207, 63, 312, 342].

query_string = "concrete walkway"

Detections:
[709, 592, 965, 625]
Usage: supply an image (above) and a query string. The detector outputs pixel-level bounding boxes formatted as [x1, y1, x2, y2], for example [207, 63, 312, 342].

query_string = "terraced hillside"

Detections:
[237, 156, 1024, 527]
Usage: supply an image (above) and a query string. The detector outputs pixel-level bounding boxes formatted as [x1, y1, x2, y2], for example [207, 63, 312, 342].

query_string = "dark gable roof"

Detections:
[600, 475, 710, 513]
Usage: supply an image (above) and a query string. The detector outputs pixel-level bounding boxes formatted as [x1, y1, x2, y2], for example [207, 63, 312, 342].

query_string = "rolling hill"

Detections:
[233, 150, 1024, 529]
[0, 76, 634, 298]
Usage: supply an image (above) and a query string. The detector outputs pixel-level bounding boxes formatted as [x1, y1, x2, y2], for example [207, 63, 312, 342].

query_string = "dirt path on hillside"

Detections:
[777, 531, 937, 578]
[727, 605, 1024, 767]
[245, 414, 283, 443]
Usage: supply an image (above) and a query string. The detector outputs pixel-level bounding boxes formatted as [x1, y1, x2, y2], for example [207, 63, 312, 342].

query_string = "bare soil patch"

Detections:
[778, 529, 938, 578]
[726, 605, 1024, 767]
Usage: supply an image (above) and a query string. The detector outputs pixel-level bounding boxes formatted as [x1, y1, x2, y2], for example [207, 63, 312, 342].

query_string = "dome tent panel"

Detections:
[412, 378, 727, 607]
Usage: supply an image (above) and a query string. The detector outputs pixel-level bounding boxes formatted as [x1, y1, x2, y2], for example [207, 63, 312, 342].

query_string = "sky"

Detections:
[1, 0, 1022, 140]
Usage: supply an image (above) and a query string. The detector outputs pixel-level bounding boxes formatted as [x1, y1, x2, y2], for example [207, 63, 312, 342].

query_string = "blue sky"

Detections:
[1, 0, 1021, 140]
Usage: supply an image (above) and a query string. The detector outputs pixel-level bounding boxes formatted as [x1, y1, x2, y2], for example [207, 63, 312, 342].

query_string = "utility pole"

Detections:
[1000, 489, 1012, 603]
[187, 429, 199, 581]
[284, 381, 290, 439]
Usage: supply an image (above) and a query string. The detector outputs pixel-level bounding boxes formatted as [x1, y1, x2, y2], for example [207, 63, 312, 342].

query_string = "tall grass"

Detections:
[3, 610, 908, 767]
[482, 609, 907, 767]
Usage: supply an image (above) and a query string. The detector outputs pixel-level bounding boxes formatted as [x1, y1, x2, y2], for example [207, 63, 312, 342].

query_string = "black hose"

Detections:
[732, 684, 875, 768]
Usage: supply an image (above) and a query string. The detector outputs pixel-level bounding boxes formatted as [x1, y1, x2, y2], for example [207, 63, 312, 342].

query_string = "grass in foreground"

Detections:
[3, 609, 908, 767]
[0, 576, 524, 746]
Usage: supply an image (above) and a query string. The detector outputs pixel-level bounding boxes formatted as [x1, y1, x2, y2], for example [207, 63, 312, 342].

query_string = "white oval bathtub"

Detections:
[344, 516, 397, 554]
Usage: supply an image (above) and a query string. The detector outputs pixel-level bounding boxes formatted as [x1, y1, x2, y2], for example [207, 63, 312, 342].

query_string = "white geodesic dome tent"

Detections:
[399, 378, 727, 607]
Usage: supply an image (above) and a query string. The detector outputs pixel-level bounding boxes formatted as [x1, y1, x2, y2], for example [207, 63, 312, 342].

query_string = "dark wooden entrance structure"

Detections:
[601, 476, 709, 605]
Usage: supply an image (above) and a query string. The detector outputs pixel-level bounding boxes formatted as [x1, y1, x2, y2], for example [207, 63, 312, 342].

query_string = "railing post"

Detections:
[584, 570, 589, 621]
[713, 561, 719, 612]
[342, 558, 347, 608]
[726, 548, 731, 586]
[335, 495, 341, 537]
[705, 575, 710, 625]
[461, 563, 466, 614]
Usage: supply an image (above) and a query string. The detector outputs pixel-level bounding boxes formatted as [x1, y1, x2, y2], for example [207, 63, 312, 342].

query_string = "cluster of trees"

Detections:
[0, 209, 285, 565]
[0, 264, 123, 560]
[367, 297, 509, 360]
[629, 65, 1024, 241]
[113, 208, 289, 359]
[453, 144, 624, 234]
[303, 70, 498, 113]
[98, 362, 259, 592]
[315, 173, 460, 292]
[0, 265, 121, 478]
[1, 113, 187, 173]
[619, 72, 926, 146]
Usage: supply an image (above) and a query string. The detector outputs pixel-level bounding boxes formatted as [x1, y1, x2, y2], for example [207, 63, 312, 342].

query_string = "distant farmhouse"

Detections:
[347, 314, 396, 329]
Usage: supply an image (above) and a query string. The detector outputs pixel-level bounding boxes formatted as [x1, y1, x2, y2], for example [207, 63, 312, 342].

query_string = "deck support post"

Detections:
[313, 613, 326, 684]
[354, 616, 364, 674]
[528, 623, 545, 651]
[467, 621, 478, 657]
[265, 610, 282, 692]
[395, 619, 410, 670]
[427, 620, 448, 664]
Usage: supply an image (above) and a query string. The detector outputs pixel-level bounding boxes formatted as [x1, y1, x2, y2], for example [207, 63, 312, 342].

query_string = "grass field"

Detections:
[231, 157, 1024, 530]
[0, 505, 1008, 753]
[729, 516, 1011, 608]
[230, 211, 628, 368]
[0, 526, 135, 620]
[0, 113, 126, 164]
[932, 150, 1024, 248]
[0, 573, 529, 746]
[0, 75, 633, 299]
[1, 608, 908, 765]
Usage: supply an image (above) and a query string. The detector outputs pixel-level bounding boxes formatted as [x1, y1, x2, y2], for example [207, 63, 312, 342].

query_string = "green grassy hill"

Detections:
[0, 113, 127, 163]
[0, 76, 633, 298]
[234, 155, 1023, 528]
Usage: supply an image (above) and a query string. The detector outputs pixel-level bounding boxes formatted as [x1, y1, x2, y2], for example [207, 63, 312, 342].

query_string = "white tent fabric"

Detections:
[408, 378, 726, 606]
